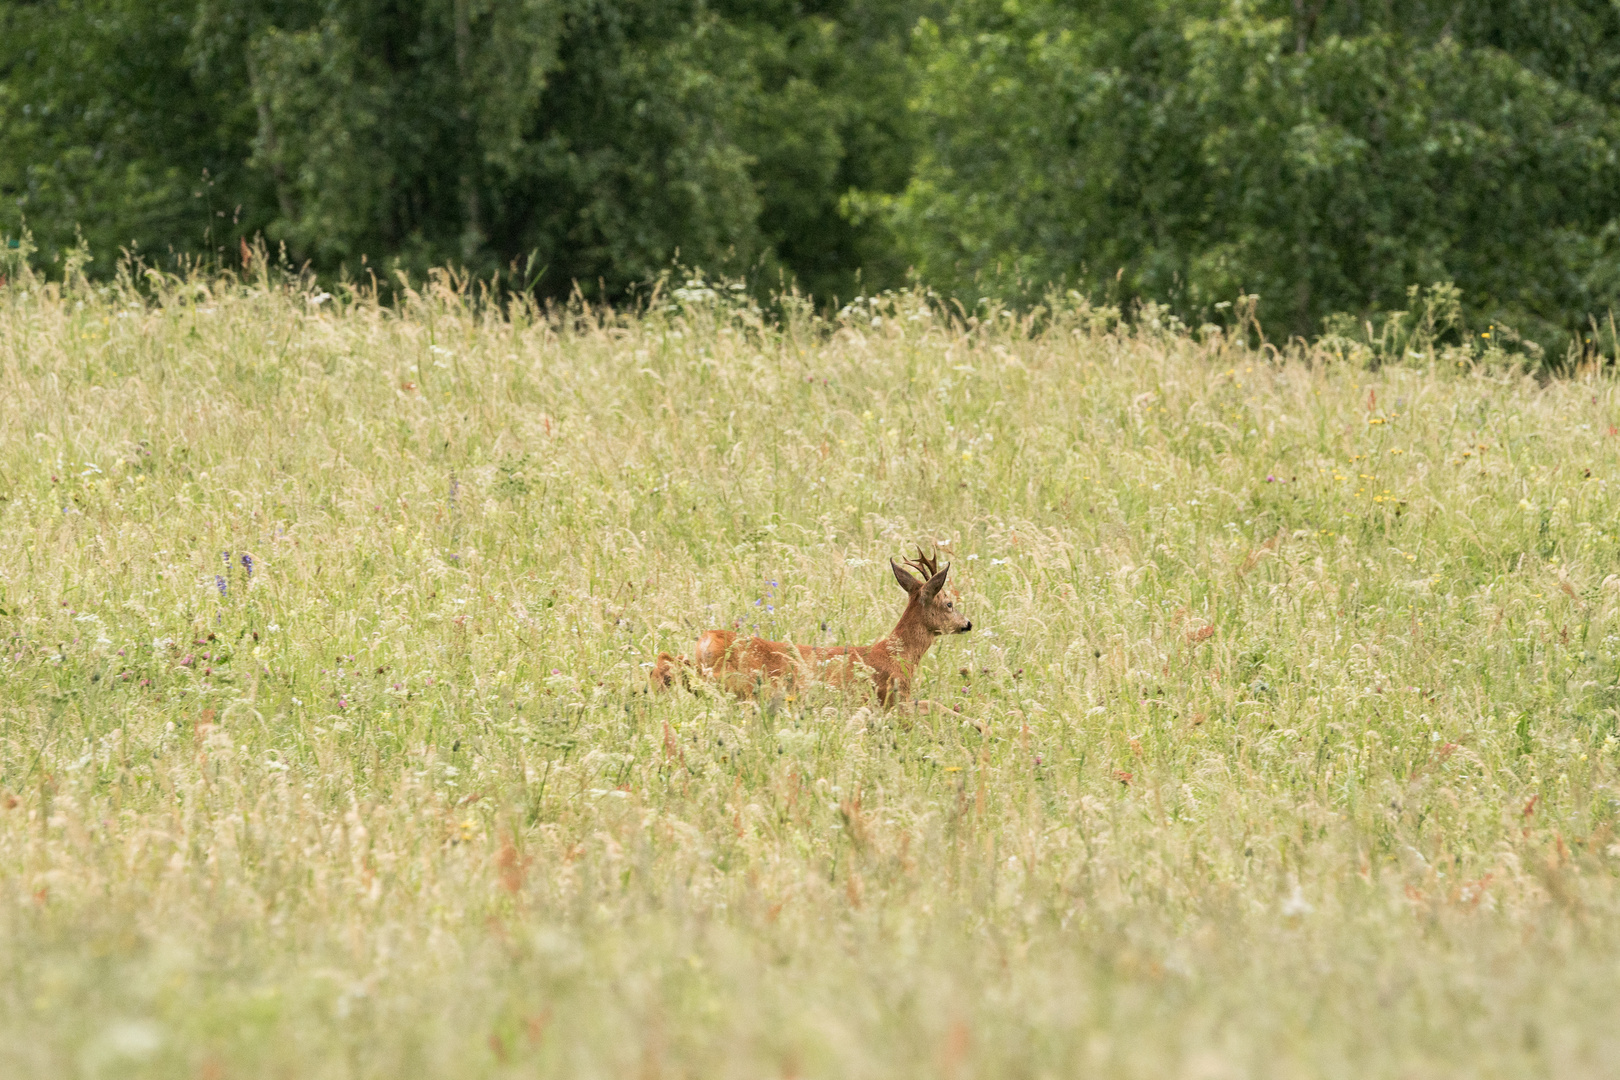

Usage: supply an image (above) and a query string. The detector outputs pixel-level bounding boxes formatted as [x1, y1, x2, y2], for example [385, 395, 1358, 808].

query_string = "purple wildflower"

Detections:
[241, 552, 254, 577]
[215, 575, 228, 597]
[222, 550, 231, 566]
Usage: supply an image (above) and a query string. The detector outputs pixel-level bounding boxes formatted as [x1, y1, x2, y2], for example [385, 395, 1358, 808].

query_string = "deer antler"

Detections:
[905, 546, 941, 579]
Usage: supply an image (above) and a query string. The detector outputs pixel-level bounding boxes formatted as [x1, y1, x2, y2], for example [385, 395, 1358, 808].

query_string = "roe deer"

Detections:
[650, 549, 971, 708]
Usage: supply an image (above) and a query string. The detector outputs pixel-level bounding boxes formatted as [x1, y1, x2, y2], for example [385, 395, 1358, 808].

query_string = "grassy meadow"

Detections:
[2, 266, 1620, 1078]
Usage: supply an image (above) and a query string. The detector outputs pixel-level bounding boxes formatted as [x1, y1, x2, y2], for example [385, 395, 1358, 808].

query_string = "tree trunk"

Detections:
[454, 0, 483, 261]
[244, 46, 297, 224]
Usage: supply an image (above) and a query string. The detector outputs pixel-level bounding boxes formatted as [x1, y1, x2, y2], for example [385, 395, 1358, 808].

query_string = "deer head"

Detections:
[890, 547, 972, 636]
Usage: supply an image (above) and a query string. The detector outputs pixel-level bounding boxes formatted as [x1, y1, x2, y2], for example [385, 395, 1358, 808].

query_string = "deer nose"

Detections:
[960, 621, 973, 633]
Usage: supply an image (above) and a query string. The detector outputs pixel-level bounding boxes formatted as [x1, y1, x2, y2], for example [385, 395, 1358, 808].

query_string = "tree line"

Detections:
[6, 1, 1620, 357]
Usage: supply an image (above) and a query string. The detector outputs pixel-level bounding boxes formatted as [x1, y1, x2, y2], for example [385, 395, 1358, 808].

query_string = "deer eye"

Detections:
[945, 602, 953, 610]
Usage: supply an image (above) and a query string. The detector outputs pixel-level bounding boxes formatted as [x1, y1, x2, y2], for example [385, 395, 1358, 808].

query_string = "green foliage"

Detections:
[0, 0, 264, 268]
[886, 0, 1620, 357]
[0, 0, 920, 301]
[10, 1, 1620, 342]
[724, 1, 921, 301]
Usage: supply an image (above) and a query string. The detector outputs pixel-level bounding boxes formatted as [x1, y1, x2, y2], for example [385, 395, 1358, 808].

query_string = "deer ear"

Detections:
[920, 564, 950, 601]
[891, 558, 923, 595]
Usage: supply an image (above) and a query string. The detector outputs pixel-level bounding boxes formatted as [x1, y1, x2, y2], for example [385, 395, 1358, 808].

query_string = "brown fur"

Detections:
[650, 549, 971, 707]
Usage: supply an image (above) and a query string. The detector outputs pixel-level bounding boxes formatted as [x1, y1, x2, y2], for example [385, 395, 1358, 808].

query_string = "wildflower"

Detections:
[215, 575, 227, 597]
[221, 550, 231, 565]
[241, 553, 253, 577]
[1265, 475, 1276, 483]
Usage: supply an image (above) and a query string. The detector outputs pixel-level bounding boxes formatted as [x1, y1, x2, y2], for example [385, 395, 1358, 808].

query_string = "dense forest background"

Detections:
[5, 1, 1620, 357]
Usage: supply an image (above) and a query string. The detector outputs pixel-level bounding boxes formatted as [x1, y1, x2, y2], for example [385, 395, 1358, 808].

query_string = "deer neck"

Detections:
[877, 601, 935, 669]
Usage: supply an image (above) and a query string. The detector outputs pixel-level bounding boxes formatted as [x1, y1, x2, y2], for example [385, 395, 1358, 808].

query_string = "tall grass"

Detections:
[2, 264, 1619, 1078]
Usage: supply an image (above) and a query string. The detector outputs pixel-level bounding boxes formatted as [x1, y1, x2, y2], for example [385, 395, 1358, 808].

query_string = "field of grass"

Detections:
[2, 265, 1620, 1078]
